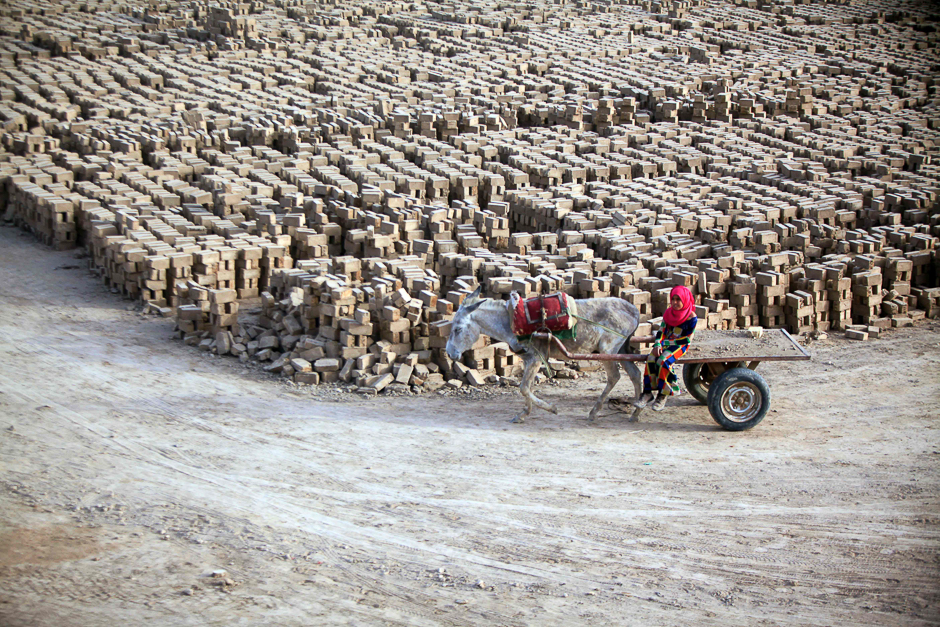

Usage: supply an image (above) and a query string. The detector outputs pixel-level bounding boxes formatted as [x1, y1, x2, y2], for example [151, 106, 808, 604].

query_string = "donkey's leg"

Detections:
[507, 336, 529, 355]
[512, 357, 536, 423]
[513, 354, 556, 423]
[621, 361, 642, 400]
[620, 361, 643, 422]
[588, 360, 621, 421]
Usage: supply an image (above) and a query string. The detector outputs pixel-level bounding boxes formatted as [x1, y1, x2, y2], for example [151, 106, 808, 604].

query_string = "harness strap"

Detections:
[518, 336, 555, 378]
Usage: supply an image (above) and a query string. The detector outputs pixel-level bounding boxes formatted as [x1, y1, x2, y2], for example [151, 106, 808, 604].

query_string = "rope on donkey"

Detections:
[519, 336, 555, 379]
[570, 313, 633, 341]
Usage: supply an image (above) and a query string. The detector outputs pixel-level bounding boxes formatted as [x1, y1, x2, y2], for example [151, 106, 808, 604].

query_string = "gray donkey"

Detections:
[446, 287, 643, 423]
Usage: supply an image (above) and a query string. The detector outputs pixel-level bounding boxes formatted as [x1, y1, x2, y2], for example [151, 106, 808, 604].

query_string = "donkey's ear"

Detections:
[464, 298, 484, 314]
[462, 285, 482, 307]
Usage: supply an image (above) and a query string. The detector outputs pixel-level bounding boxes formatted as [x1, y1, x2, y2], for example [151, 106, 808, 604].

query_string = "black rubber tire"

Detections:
[682, 362, 745, 405]
[682, 363, 710, 405]
[707, 367, 771, 431]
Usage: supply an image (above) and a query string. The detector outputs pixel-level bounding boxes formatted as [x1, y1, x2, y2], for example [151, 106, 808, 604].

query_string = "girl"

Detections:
[634, 285, 697, 412]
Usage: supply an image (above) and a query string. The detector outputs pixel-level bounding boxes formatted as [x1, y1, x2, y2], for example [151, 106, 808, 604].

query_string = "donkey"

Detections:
[446, 287, 643, 423]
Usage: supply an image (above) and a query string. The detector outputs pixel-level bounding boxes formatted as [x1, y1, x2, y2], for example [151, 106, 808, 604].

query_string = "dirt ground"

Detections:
[1, 223, 938, 627]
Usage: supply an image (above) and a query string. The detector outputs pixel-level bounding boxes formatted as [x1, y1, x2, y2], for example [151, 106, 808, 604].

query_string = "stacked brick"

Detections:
[176, 281, 210, 339]
[823, 265, 853, 332]
[6, 175, 78, 250]
[851, 265, 884, 327]
[1, 0, 939, 385]
[756, 269, 788, 330]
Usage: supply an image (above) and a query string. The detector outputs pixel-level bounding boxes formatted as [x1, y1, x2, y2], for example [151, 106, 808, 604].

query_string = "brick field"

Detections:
[1, 0, 938, 392]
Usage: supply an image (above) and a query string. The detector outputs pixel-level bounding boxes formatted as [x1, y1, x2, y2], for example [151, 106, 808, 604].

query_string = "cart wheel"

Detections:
[682, 363, 710, 404]
[707, 368, 771, 431]
[682, 362, 744, 405]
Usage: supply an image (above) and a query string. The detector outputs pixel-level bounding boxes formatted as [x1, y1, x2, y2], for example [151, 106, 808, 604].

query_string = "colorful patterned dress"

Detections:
[644, 315, 697, 396]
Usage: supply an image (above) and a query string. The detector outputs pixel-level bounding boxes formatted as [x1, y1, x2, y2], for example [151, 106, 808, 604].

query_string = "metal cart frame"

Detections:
[530, 329, 811, 431]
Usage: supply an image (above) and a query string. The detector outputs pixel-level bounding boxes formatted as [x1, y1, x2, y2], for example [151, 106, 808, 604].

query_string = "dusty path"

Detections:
[1, 224, 938, 626]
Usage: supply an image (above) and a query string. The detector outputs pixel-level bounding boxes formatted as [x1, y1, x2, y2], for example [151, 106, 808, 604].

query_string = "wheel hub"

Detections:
[721, 382, 760, 422]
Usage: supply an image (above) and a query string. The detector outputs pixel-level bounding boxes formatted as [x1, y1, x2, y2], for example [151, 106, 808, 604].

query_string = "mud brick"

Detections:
[339, 318, 373, 335]
[759, 284, 788, 298]
[913, 287, 940, 317]
[290, 358, 312, 373]
[194, 249, 220, 266]
[294, 372, 320, 385]
[144, 255, 170, 271]
[314, 358, 341, 372]
[891, 282, 911, 297]
[208, 288, 237, 304]
[405, 301, 423, 323]
[845, 328, 868, 341]
[853, 271, 883, 287]
[856, 292, 883, 307]
[381, 318, 410, 333]
[703, 298, 729, 312]
[330, 284, 354, 302]
[755, 272, 780, 286]
[430, 320, 452, 338]
[826, 277, 852, 296]
[851, 302, 880, 324]
[211, 311, 239, 328]
[851, 281, 881, 297]
[209, 301, 237, 315]
[394, 363, 414, 384]
[886, 258, 913, 281]
[730, 281, 757, 296]
[177, 305, 205, 321]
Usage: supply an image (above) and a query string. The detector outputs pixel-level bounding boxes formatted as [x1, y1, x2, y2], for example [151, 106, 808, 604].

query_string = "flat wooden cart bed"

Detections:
[531, 328, 811, 431]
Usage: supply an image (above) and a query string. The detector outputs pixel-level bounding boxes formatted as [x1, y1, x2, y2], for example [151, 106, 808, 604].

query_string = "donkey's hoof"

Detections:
[549, 405, 558, 414]
[627, 409, 641, 423]
[511, 415, 526, 424]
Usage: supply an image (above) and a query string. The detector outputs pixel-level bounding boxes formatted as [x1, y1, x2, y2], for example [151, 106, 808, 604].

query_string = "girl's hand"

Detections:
[651, 346, 661, 357]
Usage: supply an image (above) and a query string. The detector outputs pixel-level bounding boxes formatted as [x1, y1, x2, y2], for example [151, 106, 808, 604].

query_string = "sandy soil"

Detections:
[1, 223, 939, 627]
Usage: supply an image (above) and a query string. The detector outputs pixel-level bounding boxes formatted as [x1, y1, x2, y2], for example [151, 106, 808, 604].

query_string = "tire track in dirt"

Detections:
[0, 280, 460, 626]
[2, 316, 680, 596]
[0, 313, 521, 625]
[11, 361, 934, 620]
[2, 387, 532, 626]
[2, 410, 488, 626]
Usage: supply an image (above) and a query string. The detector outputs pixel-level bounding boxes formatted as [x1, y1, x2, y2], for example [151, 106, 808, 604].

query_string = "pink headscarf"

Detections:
[663, 285, 694, 327]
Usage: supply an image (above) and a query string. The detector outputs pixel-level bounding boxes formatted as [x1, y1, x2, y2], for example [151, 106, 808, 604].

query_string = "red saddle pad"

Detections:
[511, 292, 575, 336]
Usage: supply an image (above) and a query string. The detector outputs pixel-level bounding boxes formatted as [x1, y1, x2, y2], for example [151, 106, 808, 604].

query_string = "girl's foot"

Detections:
[651, 394, 668, 411]
[633, 392, 654, 409]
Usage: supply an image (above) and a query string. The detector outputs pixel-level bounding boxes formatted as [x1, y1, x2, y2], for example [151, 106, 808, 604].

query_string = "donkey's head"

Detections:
[445, 286, 485, 361]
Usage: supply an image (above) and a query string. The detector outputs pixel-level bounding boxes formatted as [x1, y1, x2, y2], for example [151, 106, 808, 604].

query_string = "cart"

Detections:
[530, 328, 811, 431]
